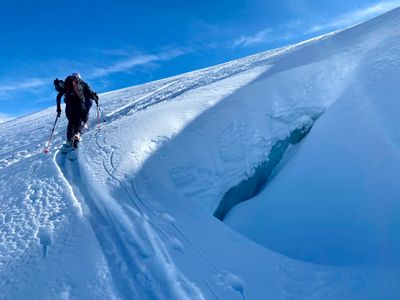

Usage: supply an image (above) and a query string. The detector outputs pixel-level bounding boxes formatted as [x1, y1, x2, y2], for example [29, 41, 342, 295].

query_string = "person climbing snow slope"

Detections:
[55, 72, 99, 150]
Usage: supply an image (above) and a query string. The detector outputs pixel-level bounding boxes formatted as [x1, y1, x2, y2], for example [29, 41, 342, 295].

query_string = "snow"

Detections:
[1, 7, 400, 300]
[225, 12, 400, 267]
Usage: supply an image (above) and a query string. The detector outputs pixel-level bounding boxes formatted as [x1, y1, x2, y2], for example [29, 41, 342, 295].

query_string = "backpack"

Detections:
[64, 75, 85, 102]
[53, 78, 64, 93]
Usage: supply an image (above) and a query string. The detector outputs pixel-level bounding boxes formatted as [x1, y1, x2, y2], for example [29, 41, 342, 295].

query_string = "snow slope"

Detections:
[1, 7, 400, 300]
[225, 7, 400, 268]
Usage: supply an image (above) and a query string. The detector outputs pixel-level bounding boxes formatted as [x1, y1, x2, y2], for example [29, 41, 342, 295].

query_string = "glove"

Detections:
[57, 107, 61, 117]
[94, 92, 99, 104]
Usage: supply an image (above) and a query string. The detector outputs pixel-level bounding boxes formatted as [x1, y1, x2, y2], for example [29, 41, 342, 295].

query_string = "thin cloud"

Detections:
[307, 1, 400, 34]
[0, 78, 47, 93]
[0, 47, 187, 106]
[233, 29, 272, 48]
[88, 48, 186, 79]
[232, 27, 296, 48]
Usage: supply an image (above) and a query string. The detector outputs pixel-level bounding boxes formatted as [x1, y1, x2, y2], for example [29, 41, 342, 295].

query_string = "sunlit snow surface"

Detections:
[1, 8, 400, 300]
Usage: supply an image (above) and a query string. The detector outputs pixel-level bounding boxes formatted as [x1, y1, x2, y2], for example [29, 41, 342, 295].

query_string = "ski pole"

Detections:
[96, 105, 101, 129]
[43, 115, 59, 154]
[98, 106, 106, 124]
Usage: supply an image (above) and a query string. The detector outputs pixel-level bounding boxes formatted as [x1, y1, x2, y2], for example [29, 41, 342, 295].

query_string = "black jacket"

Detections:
[56, 78, 98, 112]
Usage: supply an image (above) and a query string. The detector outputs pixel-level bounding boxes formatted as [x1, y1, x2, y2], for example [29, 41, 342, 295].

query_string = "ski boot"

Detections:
[67, 134, 80, 161]
[61, 140, 73, 154]
[72, 133, 81, 149]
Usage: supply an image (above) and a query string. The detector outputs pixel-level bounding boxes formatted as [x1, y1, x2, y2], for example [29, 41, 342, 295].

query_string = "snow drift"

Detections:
[1, 7, 400, 300]
[225, 8, 400, 268]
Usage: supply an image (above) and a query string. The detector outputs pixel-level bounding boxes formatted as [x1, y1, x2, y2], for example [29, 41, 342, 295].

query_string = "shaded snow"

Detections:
[225, 13, 400, 267]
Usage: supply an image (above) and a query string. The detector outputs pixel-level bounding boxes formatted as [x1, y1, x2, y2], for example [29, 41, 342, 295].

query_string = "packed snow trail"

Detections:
[56, 149, 206, 300]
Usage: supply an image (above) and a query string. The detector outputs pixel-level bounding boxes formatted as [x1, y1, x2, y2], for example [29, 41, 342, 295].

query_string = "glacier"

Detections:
[1, 7, 400, 300]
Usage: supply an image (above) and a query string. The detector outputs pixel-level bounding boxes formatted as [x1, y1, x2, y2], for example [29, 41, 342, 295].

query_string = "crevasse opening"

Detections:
[214, 118, 318, 220]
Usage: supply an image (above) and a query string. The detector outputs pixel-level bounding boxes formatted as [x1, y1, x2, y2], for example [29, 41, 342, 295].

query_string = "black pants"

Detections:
[65, 102, 86, 141]
[82, 99, 93, 123]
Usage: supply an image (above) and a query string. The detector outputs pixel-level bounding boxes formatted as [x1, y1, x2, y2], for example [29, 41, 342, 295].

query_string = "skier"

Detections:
[55, 72, 98, 149]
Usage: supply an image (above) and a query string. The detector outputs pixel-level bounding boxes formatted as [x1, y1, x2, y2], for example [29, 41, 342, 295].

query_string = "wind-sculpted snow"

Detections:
[225, 5, 400, 270]
[1, 7, 400, 300]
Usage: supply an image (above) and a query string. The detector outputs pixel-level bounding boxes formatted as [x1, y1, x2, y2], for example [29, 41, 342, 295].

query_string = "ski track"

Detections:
[95, 124, 224, 298]
[52, 80, 210, 299]
[56, 151, 148, 299]
[56, 133, 208, 299]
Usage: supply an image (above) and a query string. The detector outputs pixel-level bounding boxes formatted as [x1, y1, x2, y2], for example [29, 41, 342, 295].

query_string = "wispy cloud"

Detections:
[0, 47, 187, 107]
[307, 1, 400, 34]
[0, 78, 47, 93]
[232, 27, 296, 48]
[88, 48, 186, 79]
[233, 29, 272, 48]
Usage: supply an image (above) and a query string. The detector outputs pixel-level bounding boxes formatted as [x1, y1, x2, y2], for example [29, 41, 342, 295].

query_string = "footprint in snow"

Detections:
[37, 227, 53, 259]
[4, 213, 12, 223]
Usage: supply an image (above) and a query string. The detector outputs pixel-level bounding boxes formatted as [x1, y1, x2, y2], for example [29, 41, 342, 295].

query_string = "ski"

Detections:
[67, 148, 77, 161]
[61, 142, 72, 154]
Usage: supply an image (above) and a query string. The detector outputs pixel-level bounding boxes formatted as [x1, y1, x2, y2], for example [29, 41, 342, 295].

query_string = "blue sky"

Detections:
[1, 0, 400, 122]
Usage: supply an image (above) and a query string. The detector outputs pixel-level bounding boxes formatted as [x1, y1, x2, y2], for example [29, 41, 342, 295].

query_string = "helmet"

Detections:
[71, 72, 81, 79]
